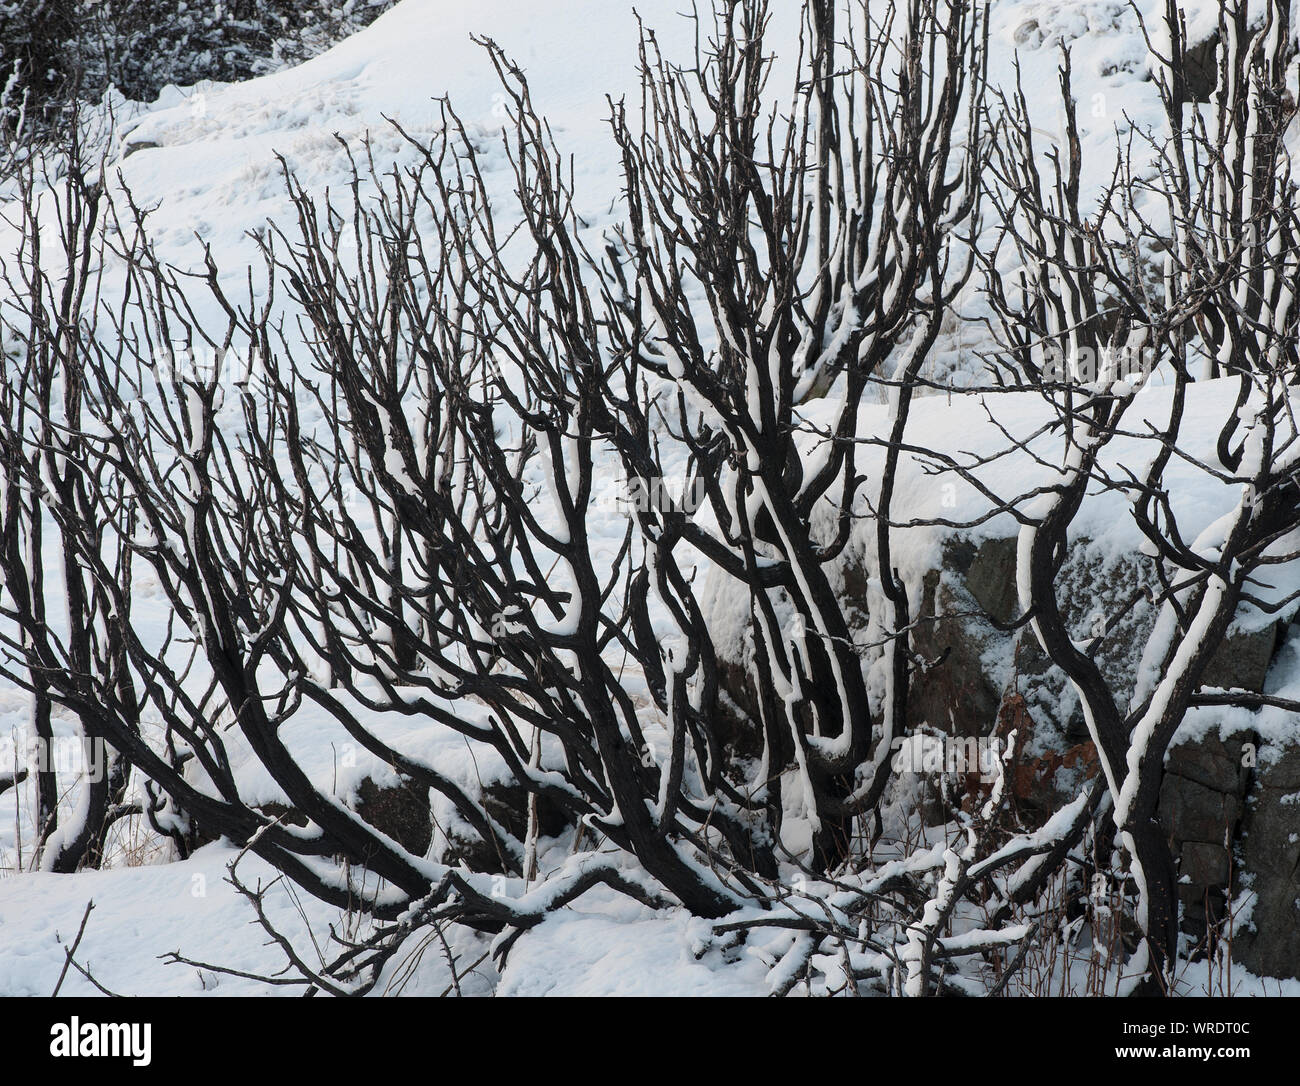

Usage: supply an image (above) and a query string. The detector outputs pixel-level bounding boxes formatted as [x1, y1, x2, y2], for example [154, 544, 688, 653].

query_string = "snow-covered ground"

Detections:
[1, 0, 1296, 996]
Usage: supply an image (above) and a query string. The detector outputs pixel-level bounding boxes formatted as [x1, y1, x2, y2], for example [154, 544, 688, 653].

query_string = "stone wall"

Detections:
[1233, 742, 1300, 977]
[1159, 733, 1251, 947]
[707, 526, 1300, 977]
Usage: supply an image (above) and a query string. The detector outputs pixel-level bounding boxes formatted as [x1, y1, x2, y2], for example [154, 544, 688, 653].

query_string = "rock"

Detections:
[1178, 879, 1228, 933]
[1253, 741, 1300, 792]
[962, 538, 1018, 625]
[912, 533, 1165, 745]
[960, 536, 1020, 626]
[353, 777, 432, 857]
[242, 780, 434, 857]
[711, 525, 1283, 778]
[1159, 775, 1243, 845]
[1154, 732, 1253, 945]
[1180, 840, 1231, 887]
[441, 779, 570, 874]
[697, 524, 1300, 978]
[1165, 734, 1252, 795]
[256, 801, 308, 828]
[1201, 623, 1280, 694]
[121, 140, 161, 159]
[1181, 32, 1220, 104]
[1233, 742, 1300, 978]
[911, 534, 1277, 747]
[908, 567, 1004, 736]
[1011, 734, 1100, 818]
[713, 656, 767, 762]
[189, 777, 434, 859]
[1012, 19, 1043, 47]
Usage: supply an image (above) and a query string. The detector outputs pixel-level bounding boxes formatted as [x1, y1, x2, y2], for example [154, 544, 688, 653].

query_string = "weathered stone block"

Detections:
[1165, 735, 1251, 795]
[353, 776, 433, 857]
[1201, 624, 1280, 695]
[1180, 841, 1231, 887]
[1233, 743, 1300, 979]
[1159, 775, 1242, 845]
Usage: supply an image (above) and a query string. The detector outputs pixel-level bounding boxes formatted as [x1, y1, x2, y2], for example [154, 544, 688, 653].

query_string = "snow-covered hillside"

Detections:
[7, 1, 1213, 319]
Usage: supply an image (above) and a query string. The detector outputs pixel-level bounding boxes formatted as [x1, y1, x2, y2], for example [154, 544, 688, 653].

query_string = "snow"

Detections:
[0, 843, 349, 996]
[494, 902, 767, 997]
